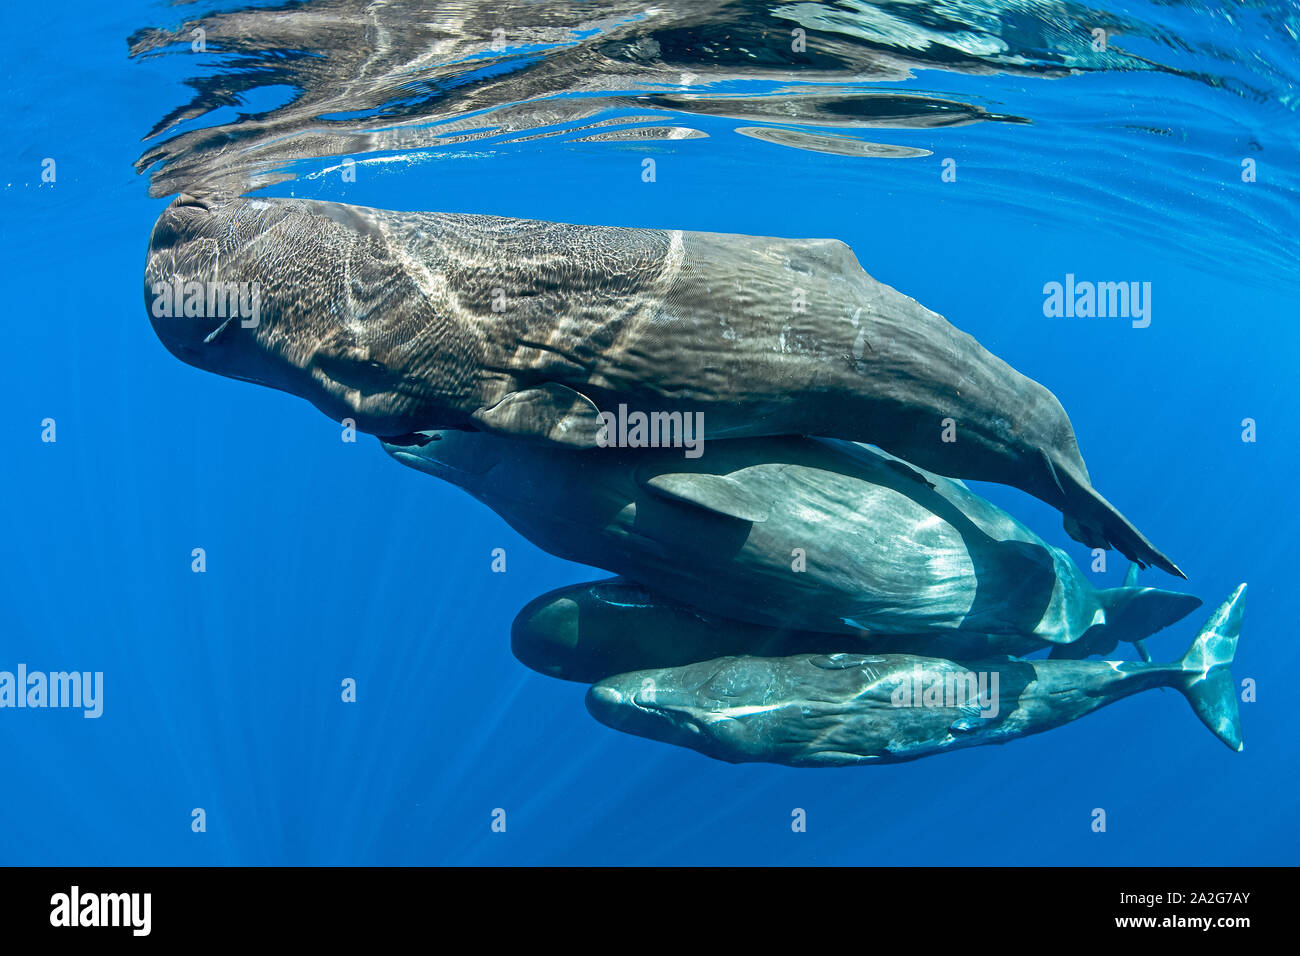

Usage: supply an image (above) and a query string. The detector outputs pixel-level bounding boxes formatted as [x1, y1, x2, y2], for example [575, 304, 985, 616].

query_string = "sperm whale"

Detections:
[145, 194, 1182, 574]
[586, 585, 1247, 766]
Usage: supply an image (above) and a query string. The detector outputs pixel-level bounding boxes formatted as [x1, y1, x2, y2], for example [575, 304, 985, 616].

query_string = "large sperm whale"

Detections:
[585, 585, 1247, 767]
[383, 430, 1198, 649]
[144, 194, 1181, 574]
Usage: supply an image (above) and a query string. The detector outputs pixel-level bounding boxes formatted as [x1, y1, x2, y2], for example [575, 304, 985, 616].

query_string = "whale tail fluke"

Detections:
[1051, 459, 1185, 579]
[1174, 584, 1247, 752]
[1098, 584, 1203, 649]
[1049, 563, 1200, 661]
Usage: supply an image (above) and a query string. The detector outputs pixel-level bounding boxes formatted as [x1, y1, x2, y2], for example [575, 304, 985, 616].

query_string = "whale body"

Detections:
[144, 194, 1181, 575]
[510, 573, 1190, 684]
[585, 586, 1246, 766]
[385, 431, 1198, 648]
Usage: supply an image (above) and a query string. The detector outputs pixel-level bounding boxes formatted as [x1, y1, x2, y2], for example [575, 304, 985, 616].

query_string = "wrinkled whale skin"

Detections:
[145, 195, 1180, 574]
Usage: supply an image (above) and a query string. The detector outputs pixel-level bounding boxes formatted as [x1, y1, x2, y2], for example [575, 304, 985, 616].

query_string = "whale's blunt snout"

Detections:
[146, 203, 220, 356]
[585, 681, 631, 729]
[587, 684, 624, 710]
[585, 674, 709, 749]
[510, 594, 582, 678]
[381, 430, 506, 483]
[585, 678, 664, 735]
[149, 193, 223, 256]
[143, 195, 289, 390]
[143, 195, 436, 436]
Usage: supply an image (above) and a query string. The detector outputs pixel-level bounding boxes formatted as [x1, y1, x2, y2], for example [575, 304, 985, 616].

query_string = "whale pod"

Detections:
[386, 431, 1198, 649]
[585, 585, 1247, 766]
[144, 195, 1181, 575]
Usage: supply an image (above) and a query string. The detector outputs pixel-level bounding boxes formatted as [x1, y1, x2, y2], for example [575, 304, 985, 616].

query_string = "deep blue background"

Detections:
[1, 2, 1296, 864]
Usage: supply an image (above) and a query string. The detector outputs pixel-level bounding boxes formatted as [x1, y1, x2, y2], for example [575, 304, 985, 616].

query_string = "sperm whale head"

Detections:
[143, 193, 452, 435]
[380, 429, 505, 487]
[146, 194, 294, 366]
[586, 672, 711, 750]
[586, 658, 786, 762]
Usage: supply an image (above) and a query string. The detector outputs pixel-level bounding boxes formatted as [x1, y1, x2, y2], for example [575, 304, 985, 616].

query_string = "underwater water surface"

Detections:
[1, 0, 1297, 864]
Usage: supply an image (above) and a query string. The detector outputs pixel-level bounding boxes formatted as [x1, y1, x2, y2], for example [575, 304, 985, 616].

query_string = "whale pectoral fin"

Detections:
[640, 472, 770, 523]
[471, 383, 604, 448]
[1054, 460, 1186, 579]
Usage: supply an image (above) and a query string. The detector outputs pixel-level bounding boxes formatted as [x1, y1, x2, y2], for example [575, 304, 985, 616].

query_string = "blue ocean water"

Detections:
[2, 1, 1297, 865]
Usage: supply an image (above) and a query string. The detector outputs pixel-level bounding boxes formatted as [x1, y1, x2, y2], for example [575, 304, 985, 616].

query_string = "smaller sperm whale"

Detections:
[584, 585, 1247, 767]
[512, 574, 1174, 684]
[144, 195, 1181, 575]
[384, 431, 1198, 651]
[512, 578, 841, 683]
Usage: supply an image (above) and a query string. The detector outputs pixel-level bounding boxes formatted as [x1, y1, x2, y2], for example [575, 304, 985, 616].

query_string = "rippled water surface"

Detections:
[124, 0, 1299, 272]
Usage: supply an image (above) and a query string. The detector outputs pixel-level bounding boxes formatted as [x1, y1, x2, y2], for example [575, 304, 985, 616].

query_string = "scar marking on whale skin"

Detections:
[203, 317, 234, 344]
[850, 307, 874, 367]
